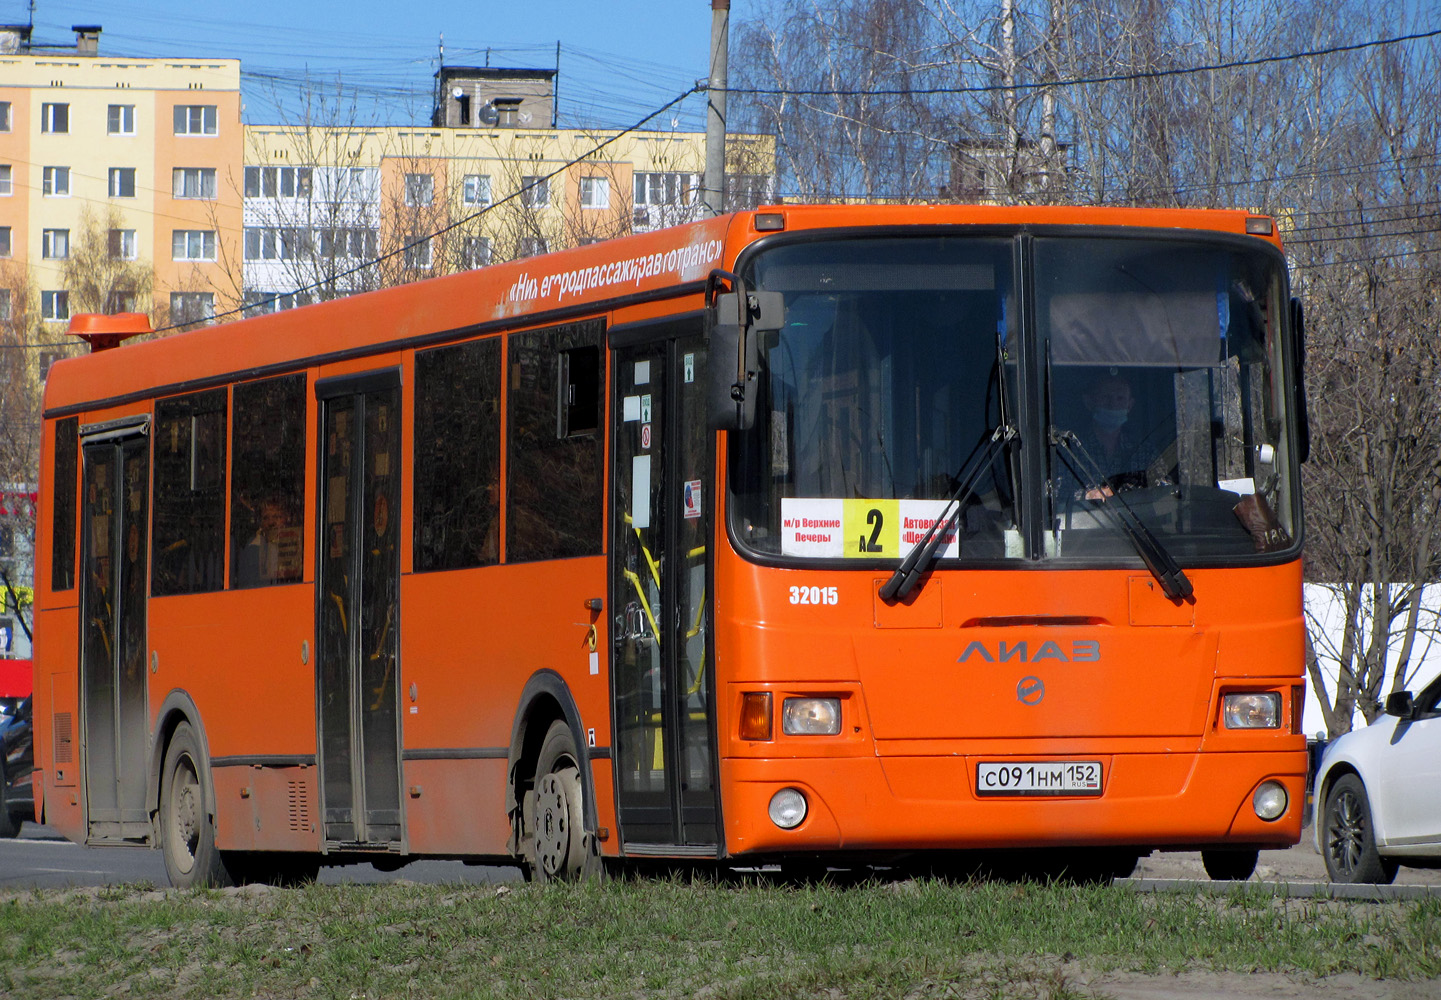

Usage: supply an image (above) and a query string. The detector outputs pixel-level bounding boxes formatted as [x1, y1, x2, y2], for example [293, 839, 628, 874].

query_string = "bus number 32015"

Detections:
[789, 585, 839, 605]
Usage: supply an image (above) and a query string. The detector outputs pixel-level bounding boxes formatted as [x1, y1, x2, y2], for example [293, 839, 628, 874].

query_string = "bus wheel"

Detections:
[1200, 848, 1258, 881]
[530, 720, 600, 882]
[160, 722, 233, 888]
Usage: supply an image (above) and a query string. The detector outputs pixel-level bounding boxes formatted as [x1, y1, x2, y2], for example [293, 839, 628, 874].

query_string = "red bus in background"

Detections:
[31, 205, 1308, 886]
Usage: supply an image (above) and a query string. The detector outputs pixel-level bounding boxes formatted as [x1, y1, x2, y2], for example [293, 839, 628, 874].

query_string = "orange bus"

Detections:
[30, 205, 1308, 886]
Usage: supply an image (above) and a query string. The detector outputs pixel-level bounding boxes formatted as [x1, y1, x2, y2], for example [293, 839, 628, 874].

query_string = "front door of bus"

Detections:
[315, 372, 403, 847]
[79, 422, 150, 843]
[611, 332, 719, 851]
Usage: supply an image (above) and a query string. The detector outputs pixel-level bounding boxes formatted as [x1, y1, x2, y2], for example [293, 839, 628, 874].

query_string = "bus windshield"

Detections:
[729, 232, 1298, 567]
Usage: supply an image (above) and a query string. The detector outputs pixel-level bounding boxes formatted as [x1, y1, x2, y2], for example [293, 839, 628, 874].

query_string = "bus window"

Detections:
[732, 237, 1018, 562]
[50, 416, 78, 591]
[506, 320, 605, 563]
[229, 374, 306, 588]
[415, 337, 502, 571]
[152, 389, 226, 595]
[1038, 237, 1294, 562]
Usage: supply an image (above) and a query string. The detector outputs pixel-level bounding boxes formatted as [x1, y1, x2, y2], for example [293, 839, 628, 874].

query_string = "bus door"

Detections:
[314, 371, 403, 848]
[610, 330, 719, 852]
[79, 418, 151, 843]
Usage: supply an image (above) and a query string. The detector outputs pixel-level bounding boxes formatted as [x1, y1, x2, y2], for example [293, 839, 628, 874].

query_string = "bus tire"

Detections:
[529, 720, 600, 882]
[160, 722, 233, 888]
[1200, 848, 1258, 881]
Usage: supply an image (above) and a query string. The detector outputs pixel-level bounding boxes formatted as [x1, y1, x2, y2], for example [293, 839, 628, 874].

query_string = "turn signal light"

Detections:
[740, 692, 773, 741]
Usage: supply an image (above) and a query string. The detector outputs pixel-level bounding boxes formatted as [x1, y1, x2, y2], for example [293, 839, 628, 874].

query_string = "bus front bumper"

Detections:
[720, 750, 1305, 857]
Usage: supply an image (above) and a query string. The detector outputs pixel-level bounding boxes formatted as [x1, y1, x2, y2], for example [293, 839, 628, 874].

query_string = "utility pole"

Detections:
[702, 0, 729, 216]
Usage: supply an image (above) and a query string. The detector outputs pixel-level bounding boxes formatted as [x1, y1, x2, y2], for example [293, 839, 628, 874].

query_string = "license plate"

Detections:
[976, 760, 1103, 796]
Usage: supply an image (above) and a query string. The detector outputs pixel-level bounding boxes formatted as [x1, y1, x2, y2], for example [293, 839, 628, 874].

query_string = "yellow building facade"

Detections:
[0, 25, 242, 333]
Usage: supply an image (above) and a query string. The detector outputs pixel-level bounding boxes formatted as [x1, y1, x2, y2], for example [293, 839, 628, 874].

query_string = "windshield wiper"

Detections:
[1049, 428, 1194, 602]
[879, 423, 1017, 603]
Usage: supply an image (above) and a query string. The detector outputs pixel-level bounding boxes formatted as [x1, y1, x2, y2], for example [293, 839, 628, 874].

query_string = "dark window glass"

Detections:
[50, 416, 78, 590]
[231, 374, 307, 588]
[558, 345, 600, 437]
[415, 337, 502, 571]
[152, 389, 227, 595]
[507, 320, 605, 562]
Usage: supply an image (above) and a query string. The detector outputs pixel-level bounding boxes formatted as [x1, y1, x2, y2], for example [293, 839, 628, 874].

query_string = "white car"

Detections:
[1313, 669, 1441, 883]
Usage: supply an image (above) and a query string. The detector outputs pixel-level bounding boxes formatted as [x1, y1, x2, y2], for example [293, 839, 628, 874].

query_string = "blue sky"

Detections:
[6, 1, 748, 129]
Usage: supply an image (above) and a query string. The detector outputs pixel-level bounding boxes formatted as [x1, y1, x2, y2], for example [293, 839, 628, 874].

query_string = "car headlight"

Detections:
[1223, 692, 1281, 729]
[782, 697, 841, 736]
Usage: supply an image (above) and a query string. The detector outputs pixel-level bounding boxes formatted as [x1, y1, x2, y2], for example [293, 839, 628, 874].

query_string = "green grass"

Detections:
[0, 876, 1437, 998]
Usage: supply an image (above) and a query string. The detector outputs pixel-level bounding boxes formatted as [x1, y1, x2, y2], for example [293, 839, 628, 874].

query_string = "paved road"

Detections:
[0, 822, 521, 889]
[5, 821, 1439, 897]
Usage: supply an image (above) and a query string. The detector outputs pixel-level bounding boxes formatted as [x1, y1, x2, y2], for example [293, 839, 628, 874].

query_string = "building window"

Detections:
[42, 229, 70, 259]
[325, 166, 376, 203]
[42, 166, 70, 196]
[241, 289, 312, 316]
[461, 236, 491, 269]
[404, 173, 434, 206]
[41, 290, 70, 322]
[108, 104, 135, 135]
[0, 289, 10, 321]
[41, 103, 69, 133]
[403, 238, 432, 270]
[634, 171, 697, 206]
[109, 228, 137, 260]
[520, 176, 549, 208]
[173, 104, 218, 135]
[173, 167, 217, 200]
[579, 176, 610, 209]
[108, 167, 136, 198]
[105, 289, 138, 314]
[463, 174, 491, 206]
[0, 102, 10, 132]
[243, 165, 312, 199]
[0, 227, 9, 257]
[518, 236, 548, 257]
[172, 230, 217, 261]
[170, 292, 214, 325]
[0, 165, 10, 196]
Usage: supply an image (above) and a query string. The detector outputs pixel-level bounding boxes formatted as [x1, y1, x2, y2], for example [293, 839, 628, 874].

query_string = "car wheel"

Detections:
[1201, 848, 1258, 881]
[0, 760, 17, 839]
[160, 722, 233, 888]
[1323, 773, 1399, 885]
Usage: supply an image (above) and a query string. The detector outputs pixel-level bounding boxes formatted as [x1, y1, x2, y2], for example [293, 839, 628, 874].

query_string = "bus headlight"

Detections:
[782, 698, 841, 736]
[1223, 692, 1280, 729]
[769, 788, 808, 829]
[1253, 780, 1288, 821]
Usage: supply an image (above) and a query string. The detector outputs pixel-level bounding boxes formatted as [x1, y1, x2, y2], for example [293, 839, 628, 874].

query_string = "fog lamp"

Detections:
[1223, 692, 1281, 729]
[1253, 780, 1288, 821]
[768, 788, 808, 829]
[782, 697, 841, 735]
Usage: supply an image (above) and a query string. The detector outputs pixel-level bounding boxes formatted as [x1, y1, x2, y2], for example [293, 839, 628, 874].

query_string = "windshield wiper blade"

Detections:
[879, 423, 1017, 604]
[1050, 428, 1193, 602]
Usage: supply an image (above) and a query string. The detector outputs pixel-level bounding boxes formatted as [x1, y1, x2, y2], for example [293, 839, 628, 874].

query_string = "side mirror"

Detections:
[1290, 297, 1310, 464]
[707, 287, 784, 432]
[1384, 690, 1414, 719]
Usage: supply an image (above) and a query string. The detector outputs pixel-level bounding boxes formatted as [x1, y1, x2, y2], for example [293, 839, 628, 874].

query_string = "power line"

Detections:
[723, 28, 1441, 99]
[150, 84, 706, 334]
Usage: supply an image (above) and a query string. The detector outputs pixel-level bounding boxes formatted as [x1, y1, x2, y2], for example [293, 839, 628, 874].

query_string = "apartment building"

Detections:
[0, 24, 242, 331]
[240, 66, 773, 314]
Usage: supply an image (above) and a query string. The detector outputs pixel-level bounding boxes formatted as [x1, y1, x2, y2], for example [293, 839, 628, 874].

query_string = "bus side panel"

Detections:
[399, 558, 612, 857]
[149, 586, 319, 854]
[34, 606, 81, 840]
[147, 588, 318, 759]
